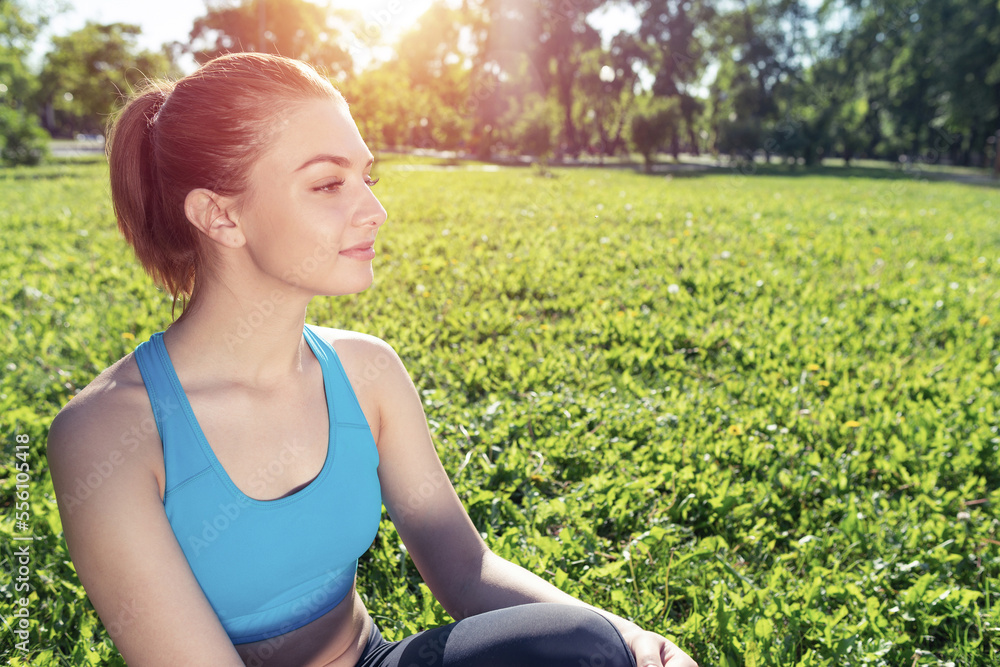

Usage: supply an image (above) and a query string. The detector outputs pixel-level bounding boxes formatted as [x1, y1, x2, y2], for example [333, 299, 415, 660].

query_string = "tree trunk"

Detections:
[993, 131, 1000, 176]
[43, 103, 56, 135]
[966, 128, 981, 167]
[556, 60, 578, 158]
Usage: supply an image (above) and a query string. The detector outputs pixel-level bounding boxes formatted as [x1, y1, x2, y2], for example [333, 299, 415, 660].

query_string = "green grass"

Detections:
[2, 157, 999, 665]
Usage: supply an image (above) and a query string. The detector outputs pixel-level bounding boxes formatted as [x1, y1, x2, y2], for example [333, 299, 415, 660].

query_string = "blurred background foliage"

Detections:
[1, 0, 999, 170]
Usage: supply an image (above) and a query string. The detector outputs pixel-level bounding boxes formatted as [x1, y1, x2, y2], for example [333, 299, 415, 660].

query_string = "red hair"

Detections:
[106, 52, 344, 316]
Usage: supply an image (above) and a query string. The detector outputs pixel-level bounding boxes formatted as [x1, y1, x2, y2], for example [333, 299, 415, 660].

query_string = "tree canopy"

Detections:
[39, 22, 177, 136]
[6, 0, 1000, 168]
[186, 0, 353, 74]
[1, 0, 49, 164]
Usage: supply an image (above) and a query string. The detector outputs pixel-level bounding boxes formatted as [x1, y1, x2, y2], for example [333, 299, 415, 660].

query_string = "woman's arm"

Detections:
[47, 389, 245, 666]
[364, 338, 696, 667]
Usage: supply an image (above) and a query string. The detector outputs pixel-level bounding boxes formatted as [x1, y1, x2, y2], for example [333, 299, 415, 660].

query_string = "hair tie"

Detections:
[146, 89, 169, 131]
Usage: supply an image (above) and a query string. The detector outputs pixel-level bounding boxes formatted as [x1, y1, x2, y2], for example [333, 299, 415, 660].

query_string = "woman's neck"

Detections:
[163, 280, 316, 389]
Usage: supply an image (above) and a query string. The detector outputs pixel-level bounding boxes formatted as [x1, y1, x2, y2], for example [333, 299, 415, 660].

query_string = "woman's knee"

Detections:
[548, 605, 635, 667]
[398, 603, 637, 667]
[493, 603, 635, 667]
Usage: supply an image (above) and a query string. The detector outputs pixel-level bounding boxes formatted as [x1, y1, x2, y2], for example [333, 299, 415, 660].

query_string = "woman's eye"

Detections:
[315, 181, 344, 192]
[366, 176, 380, 187]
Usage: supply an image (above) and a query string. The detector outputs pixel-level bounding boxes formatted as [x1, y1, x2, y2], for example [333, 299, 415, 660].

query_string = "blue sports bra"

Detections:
[132, 324, 382, 644]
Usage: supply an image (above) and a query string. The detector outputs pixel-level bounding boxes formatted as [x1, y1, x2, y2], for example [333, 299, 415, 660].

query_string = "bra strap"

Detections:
[132, 333, 213, 492]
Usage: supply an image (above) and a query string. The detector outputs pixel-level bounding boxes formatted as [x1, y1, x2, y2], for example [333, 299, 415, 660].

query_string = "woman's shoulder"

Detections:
[307, 323, 387, 347]
[53, 349, 149, 421]
[306, 324, 399, 367]
[47, 349, 159, 468]
[305, 324, 410, 396]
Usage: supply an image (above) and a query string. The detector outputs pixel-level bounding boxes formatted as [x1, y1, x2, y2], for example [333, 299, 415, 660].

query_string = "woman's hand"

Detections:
[624, 627, 698, 667]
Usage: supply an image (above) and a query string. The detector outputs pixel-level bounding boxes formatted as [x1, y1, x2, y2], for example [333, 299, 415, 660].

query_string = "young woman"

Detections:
[47, 53, 697, 667]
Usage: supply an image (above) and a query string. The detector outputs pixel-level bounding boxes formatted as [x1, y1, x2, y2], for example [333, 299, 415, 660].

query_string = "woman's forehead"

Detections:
[263, 99, 369, 171]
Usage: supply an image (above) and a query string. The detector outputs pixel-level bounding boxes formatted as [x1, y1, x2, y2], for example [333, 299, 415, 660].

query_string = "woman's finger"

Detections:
[661, 637, 699, 667]
[630, 631, 668, 667]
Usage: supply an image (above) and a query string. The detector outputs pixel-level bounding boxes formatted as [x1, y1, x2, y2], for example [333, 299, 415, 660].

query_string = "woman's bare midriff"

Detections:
[234, 589, 371, 667]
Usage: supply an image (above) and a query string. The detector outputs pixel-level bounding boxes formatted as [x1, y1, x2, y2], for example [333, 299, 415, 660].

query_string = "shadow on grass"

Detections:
[388, 147, 1000, 188]
[635, 159, 1000, 188]
[0, 155, 108, 181]
[45, 154, 107, 166]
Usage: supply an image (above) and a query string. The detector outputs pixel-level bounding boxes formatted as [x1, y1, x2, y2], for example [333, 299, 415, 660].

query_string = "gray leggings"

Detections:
[355, 603, 637, 667]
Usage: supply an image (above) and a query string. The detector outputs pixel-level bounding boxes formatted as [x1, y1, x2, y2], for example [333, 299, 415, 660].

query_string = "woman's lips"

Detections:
[340, 244, 375, 260]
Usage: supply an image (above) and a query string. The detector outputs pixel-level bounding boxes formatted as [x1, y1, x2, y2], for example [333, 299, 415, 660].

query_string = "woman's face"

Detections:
[237, 97, 387, 297]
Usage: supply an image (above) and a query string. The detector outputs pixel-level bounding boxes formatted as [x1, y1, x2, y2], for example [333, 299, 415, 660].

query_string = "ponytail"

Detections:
[106, 81, 203, 315]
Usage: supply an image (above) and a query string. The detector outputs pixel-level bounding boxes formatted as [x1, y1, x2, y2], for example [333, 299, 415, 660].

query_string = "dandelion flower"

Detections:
[817, 380, 830, 387]
[980, 316, 991, 326]
[728, 424, 744, 436]
[844, 420, 861, 428]
[806, 363, 820, 372]
[121, 332, 135, 340]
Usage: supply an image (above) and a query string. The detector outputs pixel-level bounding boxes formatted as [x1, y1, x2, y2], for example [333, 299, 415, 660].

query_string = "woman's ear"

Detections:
[184, 189, 246, 249]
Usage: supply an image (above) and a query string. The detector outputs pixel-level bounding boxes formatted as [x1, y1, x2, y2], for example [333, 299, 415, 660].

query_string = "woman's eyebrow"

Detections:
[295, 155, 375, 172]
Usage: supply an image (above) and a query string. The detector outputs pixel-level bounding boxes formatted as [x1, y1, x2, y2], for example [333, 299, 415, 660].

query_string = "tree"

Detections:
[634, 0, 714, 155]
[533, 0, 604, 156]
[707, 0, 813, 161]
[187, 0, 353, 75]
[931, 0, 1000, 165]
[341, 65, 403, 150]
[466, 0, 605, 158]
[506, 93, 559, 166]
[1, 0, 41, 104]
[390, 1, 472, 150]
[0, 0, 48, 164]
[629, 95, 679, 172]
[39, 22, 176, 137]
[0, 103, 48, 165]
[828, 0, 1000, 166]
[572, 30, 650, 159]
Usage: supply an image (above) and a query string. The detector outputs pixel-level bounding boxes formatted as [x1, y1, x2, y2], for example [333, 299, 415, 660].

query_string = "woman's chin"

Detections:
[316, 275, 376, 298]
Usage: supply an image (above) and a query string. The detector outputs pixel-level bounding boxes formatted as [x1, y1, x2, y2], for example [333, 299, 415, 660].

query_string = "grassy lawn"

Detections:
[2, 156, 998, 665]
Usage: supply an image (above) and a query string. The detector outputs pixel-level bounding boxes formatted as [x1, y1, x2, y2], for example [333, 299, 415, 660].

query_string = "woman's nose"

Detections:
[357, 185, 387, 228]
